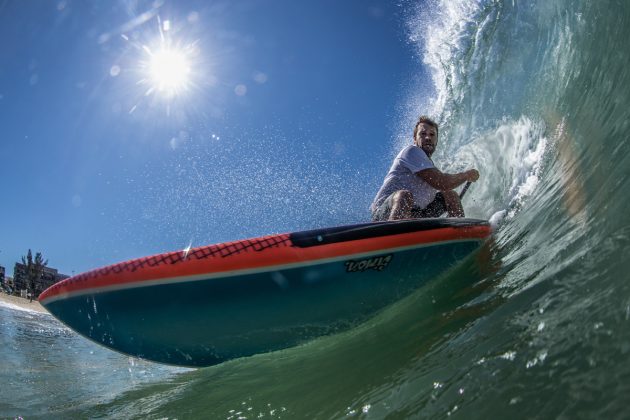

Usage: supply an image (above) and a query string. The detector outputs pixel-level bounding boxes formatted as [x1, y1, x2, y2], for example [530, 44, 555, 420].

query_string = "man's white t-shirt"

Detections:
[371, 145, 437, 213]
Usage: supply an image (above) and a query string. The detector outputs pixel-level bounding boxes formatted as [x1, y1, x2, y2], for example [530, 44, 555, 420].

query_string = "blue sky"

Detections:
[0, 0, 427, 275]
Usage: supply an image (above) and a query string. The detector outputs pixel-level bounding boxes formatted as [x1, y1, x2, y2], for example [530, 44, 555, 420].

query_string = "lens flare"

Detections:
[118, 15, 206, 114]
[149, 48, 191, 95]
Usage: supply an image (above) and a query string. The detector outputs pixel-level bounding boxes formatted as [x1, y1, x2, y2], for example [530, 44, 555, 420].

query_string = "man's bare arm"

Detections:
[417, 168, 479, 191]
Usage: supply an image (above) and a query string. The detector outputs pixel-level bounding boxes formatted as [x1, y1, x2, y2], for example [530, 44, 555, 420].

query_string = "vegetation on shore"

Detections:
[22, 250, 48, 300]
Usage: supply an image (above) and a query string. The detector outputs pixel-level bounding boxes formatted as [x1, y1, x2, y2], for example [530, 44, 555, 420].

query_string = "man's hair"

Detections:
[413, 115, 439, 141]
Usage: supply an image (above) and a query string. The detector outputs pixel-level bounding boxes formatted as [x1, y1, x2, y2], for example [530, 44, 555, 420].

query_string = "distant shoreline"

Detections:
[0, 292, 47, 314]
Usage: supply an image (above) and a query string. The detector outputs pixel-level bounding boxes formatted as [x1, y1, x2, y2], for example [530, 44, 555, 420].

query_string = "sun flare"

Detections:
[121, 17, 203, 111]
[148, 48, 191, 96]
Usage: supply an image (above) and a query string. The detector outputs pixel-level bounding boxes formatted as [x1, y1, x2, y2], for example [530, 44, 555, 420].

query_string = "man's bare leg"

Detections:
[389, 190, 414, 220]
[443, 189, 465, 217]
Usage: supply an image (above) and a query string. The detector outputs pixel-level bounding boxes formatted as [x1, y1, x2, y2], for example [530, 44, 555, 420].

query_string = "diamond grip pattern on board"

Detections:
[52, 234, 292, 291]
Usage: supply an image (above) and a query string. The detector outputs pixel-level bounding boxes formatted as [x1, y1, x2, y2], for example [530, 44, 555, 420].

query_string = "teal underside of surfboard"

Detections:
[45, 239, 482, 367]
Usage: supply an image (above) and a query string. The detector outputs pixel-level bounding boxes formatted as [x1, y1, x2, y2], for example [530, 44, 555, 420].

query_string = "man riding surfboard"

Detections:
[371, 116, 479, 221]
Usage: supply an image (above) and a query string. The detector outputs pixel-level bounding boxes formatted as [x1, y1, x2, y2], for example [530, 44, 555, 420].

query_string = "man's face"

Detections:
[414, 123, 438, 157]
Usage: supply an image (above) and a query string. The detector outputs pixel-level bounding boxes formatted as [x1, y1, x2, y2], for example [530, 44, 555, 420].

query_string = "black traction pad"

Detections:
[290, 218, 489, 248]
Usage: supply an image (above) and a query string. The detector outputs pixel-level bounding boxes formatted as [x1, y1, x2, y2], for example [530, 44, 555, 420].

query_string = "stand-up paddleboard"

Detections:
[40, 218, 491, 367]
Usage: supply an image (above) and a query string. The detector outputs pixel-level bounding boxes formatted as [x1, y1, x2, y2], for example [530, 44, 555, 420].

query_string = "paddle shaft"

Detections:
[459, 181, 472, 199]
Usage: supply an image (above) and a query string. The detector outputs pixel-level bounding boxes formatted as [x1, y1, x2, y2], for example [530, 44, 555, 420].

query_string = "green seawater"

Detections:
[3, 0, 630, 418]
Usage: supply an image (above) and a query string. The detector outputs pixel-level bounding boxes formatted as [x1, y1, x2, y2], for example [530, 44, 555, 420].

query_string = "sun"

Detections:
[120, 16, 203, 111]
[148, 47, 191, 96]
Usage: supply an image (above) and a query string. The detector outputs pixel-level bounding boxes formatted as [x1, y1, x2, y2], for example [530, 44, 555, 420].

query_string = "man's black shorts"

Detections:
[371, 191, 446, 221]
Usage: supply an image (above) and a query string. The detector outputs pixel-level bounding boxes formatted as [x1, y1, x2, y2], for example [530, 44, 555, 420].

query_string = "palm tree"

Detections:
[21, 249, 48, 301]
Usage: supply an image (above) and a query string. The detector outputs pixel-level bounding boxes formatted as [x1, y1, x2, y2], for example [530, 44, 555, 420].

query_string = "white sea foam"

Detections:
[0, 300, 48, 315]
[489, 210, 507, 230]
[408, 0, 485, 120]
[507, 130, 547, 217]
[452, 116, 548, 221]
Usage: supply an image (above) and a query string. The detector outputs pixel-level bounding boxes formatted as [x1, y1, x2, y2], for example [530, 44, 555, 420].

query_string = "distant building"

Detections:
[13, 263, 69, 298]
[0, 265, 5, 284]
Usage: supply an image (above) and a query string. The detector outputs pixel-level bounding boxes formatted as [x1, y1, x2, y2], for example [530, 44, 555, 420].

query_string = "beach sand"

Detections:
[0, 292, 47, 314]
